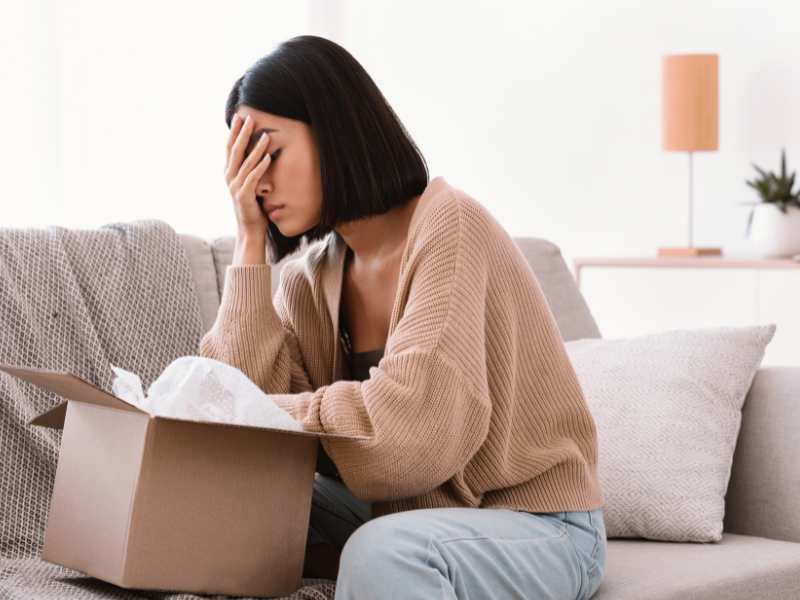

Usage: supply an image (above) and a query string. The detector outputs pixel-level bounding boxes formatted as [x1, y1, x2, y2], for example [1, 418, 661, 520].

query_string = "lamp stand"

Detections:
[658, 151, 722, 257]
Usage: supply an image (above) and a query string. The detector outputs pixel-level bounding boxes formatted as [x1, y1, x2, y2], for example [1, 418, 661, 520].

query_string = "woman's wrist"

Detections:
[233, 234, 267, 266]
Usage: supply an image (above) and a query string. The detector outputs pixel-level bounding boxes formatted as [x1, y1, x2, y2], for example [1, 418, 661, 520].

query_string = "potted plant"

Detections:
[740, 148, 800, 257]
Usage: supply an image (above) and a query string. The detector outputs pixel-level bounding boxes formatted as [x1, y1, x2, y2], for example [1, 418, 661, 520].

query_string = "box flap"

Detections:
[0, 363, 144, 428]
[0, 363, 371, 440]
[30, 402, 68, 429]
[151, 414, 371, 441]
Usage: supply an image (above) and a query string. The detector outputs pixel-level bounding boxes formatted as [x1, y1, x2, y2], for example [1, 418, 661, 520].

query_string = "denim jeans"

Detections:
[306, 473, 607, 599]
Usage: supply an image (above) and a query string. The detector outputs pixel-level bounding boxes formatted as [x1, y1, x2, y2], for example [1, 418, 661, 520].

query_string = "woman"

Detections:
[199, 35, 607, 600]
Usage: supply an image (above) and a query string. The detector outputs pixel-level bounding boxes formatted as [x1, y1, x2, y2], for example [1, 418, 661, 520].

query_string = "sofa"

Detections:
[181, 232, 800, 599]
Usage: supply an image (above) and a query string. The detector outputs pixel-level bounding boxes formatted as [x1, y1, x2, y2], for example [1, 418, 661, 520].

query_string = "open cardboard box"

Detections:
[0, 362, 368, 598]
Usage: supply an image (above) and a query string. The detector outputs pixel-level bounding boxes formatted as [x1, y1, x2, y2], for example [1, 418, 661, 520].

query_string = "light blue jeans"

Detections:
[307, 473, 607, 599]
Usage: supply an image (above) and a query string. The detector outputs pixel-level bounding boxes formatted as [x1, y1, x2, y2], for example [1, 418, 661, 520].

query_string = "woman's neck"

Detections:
[334, 195, 421, 269]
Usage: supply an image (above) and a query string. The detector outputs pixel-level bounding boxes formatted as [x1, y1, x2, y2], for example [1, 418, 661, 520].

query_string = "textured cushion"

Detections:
[565, 325, 776, 542]
[595, 534, 800, 599]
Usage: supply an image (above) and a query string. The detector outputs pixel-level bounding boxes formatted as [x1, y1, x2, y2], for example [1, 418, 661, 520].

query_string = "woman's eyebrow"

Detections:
[246, 127, 279, 154]
[250, 127, 279, 142]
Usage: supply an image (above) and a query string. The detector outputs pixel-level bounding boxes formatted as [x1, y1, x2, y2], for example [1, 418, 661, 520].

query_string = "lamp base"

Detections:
[657, 246, 722, 257]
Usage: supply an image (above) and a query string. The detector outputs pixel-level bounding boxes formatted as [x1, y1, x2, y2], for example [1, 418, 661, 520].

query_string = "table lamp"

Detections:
[659, 53, 722, 257]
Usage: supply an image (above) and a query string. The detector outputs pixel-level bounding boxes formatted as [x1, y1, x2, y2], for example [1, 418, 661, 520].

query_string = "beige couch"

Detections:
[182, 233, 800, 600]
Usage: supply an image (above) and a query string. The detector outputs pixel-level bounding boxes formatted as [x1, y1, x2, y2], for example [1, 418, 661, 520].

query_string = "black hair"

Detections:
[224, 35, 429, 264]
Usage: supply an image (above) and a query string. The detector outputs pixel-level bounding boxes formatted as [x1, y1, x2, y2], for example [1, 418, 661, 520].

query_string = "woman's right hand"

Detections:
[224, 113, 273, 238]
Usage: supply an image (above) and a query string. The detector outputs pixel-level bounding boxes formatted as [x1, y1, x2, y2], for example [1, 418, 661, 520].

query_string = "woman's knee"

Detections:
[336, 515, 432, 589]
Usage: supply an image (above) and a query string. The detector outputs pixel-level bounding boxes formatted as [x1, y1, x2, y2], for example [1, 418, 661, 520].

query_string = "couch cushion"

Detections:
[596, 534, 800, 599]
[724, 366, 800, 544]
[512, 237, 601, 341]
[178, 233, 219, 333]
[564, 325, 776, 543]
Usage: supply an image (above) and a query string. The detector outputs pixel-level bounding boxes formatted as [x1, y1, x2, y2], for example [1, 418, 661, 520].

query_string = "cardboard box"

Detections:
[0, 363, 368, 598]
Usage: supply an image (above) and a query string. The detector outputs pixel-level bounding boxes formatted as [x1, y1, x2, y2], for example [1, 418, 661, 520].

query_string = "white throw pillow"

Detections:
[565, 324, 776, 543]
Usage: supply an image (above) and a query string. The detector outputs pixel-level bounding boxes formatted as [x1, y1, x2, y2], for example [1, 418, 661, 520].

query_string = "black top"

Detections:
[340, 320, 385, 381]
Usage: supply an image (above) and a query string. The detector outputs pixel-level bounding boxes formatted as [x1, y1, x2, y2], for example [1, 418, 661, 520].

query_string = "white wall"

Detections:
[3, 0, 799, 274]
[2, 0, 308, 237]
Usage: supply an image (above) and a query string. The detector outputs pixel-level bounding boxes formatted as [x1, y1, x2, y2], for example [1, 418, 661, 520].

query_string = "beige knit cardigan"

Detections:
[198, 176, 604, 519]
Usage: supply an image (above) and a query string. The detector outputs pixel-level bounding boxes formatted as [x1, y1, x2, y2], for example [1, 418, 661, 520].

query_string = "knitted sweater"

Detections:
[197, 176, 604, 518]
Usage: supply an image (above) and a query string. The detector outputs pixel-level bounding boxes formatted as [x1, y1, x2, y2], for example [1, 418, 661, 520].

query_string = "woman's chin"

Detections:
[273, 222, 302, 238]
[274, 220, 293, 234]
[271, 215, 323, 239]
[280, 219, 321, 238]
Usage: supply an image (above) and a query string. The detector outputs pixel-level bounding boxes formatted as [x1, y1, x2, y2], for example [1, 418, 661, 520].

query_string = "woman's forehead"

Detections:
[236, 106, 288, 130]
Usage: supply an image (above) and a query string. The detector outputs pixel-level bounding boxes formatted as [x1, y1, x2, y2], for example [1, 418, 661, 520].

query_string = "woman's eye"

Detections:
[270, 148, 282, 162]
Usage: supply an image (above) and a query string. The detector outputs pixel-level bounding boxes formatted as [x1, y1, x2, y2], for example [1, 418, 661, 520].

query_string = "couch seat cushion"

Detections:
[596, 534, 800, 599]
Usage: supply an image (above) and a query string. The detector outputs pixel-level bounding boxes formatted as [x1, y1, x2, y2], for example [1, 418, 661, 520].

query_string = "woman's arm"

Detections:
[198, 237, 315, 395]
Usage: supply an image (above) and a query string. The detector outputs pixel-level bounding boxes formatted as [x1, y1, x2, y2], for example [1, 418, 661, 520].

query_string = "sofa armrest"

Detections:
[724, 366, 800, 542]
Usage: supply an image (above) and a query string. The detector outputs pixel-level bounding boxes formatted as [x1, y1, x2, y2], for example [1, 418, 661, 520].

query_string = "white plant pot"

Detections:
[748, 203, 800, 257]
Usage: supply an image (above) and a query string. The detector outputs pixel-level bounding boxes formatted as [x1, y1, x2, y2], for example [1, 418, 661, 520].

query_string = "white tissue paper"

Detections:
[109, 356, 303, 432]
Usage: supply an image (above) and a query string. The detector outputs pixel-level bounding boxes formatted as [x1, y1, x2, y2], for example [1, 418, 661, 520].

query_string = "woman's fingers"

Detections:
[225, 114, 254, 182]
[236, 132, 270, 184]
[225, 113, 243, 163]
[222, 112, 272, 233]
[242, 151, 272, 195]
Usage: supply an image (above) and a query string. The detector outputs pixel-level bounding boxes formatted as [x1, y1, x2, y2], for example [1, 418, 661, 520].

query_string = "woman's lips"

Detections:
[267, 205, 285, 217]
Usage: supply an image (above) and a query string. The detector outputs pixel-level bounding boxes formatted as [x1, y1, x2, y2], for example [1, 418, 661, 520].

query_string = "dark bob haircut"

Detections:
[224, 35, 429, 264]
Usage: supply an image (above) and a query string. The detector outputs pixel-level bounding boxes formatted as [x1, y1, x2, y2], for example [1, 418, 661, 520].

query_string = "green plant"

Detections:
[740, 148, 800, 237]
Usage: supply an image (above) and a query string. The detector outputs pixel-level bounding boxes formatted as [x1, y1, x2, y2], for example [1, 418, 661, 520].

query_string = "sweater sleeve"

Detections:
[197, 263, 315, 395]
[269, 200, 493, 502]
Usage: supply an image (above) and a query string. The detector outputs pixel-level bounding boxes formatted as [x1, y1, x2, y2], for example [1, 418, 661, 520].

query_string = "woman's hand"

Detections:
[224, 113, 273, 239]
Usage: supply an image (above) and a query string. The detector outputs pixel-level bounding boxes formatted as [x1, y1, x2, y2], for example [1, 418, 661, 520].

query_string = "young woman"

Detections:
[199, 35, 607, 600]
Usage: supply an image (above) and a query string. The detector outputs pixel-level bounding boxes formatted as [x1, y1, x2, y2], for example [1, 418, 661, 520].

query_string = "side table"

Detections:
[573, 256, 800, 366]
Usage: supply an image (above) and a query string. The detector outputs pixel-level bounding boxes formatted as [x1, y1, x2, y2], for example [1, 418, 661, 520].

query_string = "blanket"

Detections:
[0, 219, 336, 599]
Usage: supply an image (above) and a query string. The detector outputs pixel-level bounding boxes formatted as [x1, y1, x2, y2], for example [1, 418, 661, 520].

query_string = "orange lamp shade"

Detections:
[662, 53, 719, 152]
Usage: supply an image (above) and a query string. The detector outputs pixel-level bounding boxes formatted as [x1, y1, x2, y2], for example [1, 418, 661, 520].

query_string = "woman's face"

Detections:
[234, 106, 323, 237]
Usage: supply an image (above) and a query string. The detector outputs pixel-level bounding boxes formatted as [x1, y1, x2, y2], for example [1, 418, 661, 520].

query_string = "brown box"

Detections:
[0, 363, 367, 598]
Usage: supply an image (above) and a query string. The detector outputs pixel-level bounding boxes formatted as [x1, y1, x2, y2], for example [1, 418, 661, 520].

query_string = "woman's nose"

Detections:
[256, 175, 272, 196]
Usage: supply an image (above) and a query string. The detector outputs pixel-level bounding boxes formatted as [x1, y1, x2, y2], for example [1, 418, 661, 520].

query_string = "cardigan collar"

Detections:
[320, 175, 451, 382]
